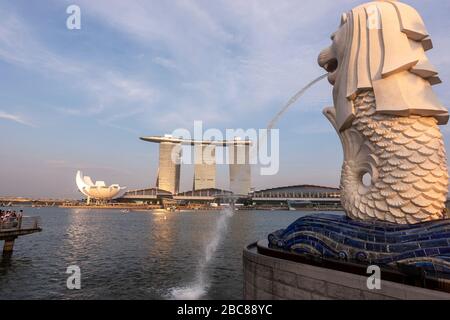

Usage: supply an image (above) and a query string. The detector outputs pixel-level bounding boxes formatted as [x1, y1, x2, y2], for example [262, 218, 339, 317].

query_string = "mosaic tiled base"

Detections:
[268, 214, 450, 275]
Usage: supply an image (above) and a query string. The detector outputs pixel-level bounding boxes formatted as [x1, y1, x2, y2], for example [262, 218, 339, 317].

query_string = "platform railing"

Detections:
[0, 216, 41, 231]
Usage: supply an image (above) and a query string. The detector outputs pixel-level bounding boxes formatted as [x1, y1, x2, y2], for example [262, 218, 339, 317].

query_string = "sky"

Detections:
[0, 0, 449, 199]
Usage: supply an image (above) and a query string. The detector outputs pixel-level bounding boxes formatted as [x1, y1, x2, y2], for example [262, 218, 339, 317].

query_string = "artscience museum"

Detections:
[75, 170, 124, 202]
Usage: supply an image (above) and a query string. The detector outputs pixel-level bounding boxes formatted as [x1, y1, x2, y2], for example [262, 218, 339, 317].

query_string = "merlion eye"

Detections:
[340, 13, 348, 26]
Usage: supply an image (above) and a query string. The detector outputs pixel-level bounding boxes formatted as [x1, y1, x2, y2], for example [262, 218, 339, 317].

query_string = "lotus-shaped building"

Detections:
[76, 170, 124, 200]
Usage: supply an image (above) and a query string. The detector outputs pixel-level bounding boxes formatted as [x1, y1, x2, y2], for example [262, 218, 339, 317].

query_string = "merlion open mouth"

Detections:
[324, 58, 338, 73]
[318, 47, 338, 85]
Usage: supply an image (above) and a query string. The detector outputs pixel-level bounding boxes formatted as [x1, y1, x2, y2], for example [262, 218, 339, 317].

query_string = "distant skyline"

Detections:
[1, 0, 449, 198]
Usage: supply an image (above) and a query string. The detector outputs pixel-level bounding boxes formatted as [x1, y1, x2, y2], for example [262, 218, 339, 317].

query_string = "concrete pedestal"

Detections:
[243, 241, 450, 300]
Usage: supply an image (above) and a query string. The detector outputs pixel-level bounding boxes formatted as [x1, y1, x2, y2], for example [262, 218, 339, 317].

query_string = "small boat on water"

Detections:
[120, 209, 130, 214]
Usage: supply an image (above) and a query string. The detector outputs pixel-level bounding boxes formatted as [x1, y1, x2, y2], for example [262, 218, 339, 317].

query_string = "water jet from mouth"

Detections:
[267, 74, 327, 130]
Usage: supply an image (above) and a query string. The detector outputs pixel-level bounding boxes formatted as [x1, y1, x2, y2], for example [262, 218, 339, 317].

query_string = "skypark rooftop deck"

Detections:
[140, 135, 252, 146]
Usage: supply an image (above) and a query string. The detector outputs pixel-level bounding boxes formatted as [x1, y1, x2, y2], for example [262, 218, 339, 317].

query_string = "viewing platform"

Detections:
[0, 216, 42, 256]
[140, 135, 252, 146]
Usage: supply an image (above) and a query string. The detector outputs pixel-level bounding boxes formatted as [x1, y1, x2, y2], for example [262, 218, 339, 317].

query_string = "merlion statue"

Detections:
[318, 0, 449, 224]
[268, 0, 450, 274]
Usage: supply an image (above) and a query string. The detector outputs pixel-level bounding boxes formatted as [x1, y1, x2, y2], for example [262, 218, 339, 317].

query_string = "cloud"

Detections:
[0, 110, 35, 127]
[0, 6, 158, 130]
[97, 107, 146, 135]
[152, 57, 179, 71]
[66, 0, 354, 124]
[0, 0, 365, 134]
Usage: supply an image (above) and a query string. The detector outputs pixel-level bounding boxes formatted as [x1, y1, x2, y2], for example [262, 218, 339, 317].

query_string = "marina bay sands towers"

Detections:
[229, 142, 252, 195]
[140, 136, 252, 195]
[193, 144, 216, 191]
[157, 140, 182, 194]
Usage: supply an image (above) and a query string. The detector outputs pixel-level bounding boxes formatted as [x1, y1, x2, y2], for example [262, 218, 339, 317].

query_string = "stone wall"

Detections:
[243, 243, 450, 300]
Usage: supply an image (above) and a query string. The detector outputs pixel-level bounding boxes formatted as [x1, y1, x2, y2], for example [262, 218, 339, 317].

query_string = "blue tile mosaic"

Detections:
[268, 214, 450, 275]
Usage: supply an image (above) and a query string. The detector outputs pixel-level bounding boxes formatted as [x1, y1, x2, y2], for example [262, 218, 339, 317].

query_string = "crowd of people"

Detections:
[0, 210, 23, 229]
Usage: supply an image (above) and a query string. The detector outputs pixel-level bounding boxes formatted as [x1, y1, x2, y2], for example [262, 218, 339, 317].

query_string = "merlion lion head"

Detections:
[318, 0, 448, 131]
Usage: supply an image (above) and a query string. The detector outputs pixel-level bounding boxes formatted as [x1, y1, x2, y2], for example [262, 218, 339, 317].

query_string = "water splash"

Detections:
[267, 74, 327, 129]
[168, 207, 235, 300]
[169, 284, 206, 300]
